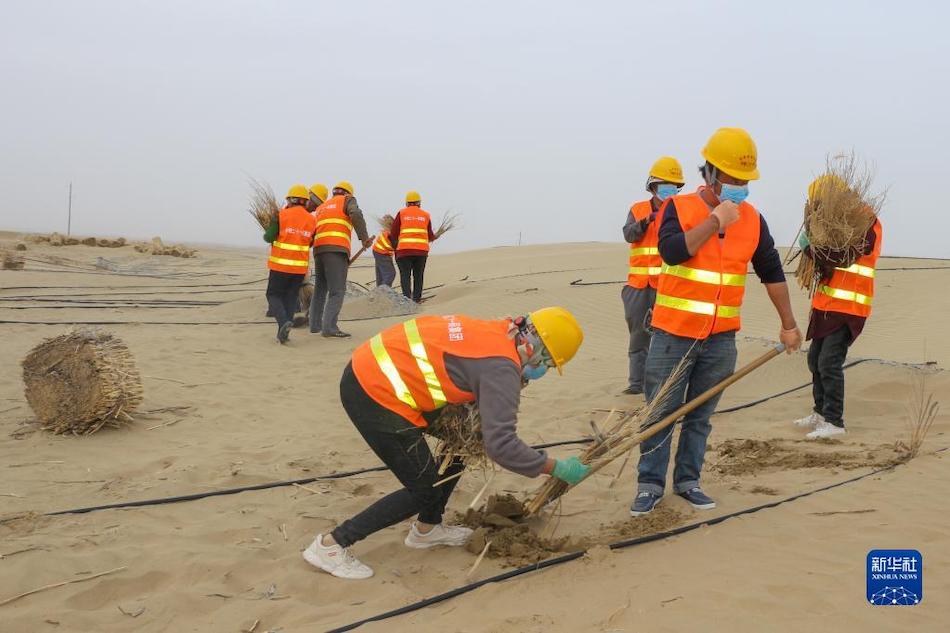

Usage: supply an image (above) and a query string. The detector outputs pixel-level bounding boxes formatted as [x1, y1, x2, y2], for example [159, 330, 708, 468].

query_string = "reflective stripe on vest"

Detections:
[399, 228, 429, 244]
[370, 319, 448, 411]
[629, 266, 663, 276]
[661, 263, 746, 287]
[655, 293, 740, 318]
[268, 256, 309, 267]
[818, 285, 873, 306]
[273, 241, 309, 252]
[630, 246, 658, 256]
[835, 263, 875, 278]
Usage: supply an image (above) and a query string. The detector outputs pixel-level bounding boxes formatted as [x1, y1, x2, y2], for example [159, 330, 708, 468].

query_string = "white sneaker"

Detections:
[404, 522, 473, 549]
[302, 534, 374, 579]
[793, 412, 825, 428]
[806, 420, 846, 440]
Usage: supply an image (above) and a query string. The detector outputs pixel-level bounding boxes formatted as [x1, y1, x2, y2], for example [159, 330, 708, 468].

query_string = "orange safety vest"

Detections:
[650, 192, 760, 339]
[373, 229, 394, 256]
[811, 216, 882, 318]
[627, 200, 663, 289]
[313, 195, 353, 253]
[396, 207, 431, 253]
[351, 315, 521, 427]
[268, 205, 316, 274]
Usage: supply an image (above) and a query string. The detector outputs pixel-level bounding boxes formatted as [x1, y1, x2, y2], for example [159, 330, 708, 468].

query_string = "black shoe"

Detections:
[622, 386, 643, 395]
[678, 487, 716, 510]
[630, 491, 662, 516]
[277, 322, 292, 344]
[321, 330, 351, 338]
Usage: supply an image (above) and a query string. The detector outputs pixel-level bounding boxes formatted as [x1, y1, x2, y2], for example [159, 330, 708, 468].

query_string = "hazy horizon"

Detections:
[2, 1, 947, 257]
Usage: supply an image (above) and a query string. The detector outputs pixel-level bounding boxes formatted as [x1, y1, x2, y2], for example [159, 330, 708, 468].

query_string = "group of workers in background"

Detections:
[274, 126, 883, 580]
[263, 182, 439, 344]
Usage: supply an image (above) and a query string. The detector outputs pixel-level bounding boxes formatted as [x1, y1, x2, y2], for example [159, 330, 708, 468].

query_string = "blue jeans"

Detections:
[636, 329, 737, 496]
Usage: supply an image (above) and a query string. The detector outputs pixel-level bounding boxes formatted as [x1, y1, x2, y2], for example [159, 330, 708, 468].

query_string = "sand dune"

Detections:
[1, 234, 947, 632]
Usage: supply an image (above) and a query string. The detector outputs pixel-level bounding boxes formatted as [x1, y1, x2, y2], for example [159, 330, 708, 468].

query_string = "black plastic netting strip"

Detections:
[324, 463, 897, 632]
[42, 360, 881, 517]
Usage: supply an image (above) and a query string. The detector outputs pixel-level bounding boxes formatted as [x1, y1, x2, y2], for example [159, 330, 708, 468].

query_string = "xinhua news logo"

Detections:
[867, 549, 922, 606]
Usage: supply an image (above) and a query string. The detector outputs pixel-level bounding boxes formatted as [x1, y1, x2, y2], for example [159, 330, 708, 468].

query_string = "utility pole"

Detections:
[66, 182, 73, 236]
[518, 231, 522, 246]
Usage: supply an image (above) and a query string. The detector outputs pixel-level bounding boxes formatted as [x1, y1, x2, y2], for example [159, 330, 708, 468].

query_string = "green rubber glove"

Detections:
[797, 232, 810, 250]
[552, 456, 591, 485]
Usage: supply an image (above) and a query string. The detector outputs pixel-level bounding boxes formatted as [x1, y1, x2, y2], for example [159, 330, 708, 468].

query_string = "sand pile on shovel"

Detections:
[22, 330, 144, 435]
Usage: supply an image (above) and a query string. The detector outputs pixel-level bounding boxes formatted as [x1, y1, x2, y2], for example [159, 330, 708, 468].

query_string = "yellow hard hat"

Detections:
[808, 174, 848, 200]
[528, 306, 584, 375]
[334, 180, 354, 195]
[649, 156, 685, 185]
[405, 190, 422, 204]
[309, 183, 329, 202]
[701, 127, 760, 181]
[286, 184, 309, 199]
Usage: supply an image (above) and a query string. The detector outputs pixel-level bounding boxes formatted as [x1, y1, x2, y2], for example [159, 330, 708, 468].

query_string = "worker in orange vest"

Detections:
[793, 176, 883, 439]
[371, 214, 396, 287]
[309, 181, 373, 338]
[390, 190, 437, 303]
[263, 184, 317, 344]
[302, 307, 587, 579]
[630, 128, 802, 517]
[621, 156, 685, 395]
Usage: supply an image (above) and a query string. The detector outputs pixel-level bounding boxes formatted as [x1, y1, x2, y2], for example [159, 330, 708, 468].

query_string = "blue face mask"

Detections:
[718, 182, 749, 205]
[655, 184, 679, 202]
[522, 362, 549, 382]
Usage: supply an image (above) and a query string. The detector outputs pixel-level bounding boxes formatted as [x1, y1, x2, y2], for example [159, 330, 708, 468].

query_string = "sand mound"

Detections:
[340, 284, 419, 320]
[711, 438, 901, 476]
[2, 250, 25, 270]
[133, 236, 196, 258]
[21, 330, 144, 435]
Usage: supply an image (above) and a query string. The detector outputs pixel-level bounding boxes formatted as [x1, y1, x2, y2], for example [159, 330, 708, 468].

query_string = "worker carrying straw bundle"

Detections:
[389, 191, 459, 303]
[790, 165, 884, 440]
[301, 307, 586, 579]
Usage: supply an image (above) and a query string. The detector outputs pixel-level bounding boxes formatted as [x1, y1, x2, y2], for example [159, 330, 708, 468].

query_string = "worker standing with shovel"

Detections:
[630, 127, 802, 517]
[309, 181, 373, 338]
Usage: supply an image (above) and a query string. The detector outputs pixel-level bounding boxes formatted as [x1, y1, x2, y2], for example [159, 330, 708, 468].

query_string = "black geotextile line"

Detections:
[324, 464, 897, 632]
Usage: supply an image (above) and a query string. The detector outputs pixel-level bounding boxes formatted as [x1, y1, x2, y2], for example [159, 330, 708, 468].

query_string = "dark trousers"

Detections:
[331, 363, 463, 548]
[265, 270, 304, 331]
[374, 252, 396, 287]
[807, 325, 851, 426]
[396, 255, 427, 302]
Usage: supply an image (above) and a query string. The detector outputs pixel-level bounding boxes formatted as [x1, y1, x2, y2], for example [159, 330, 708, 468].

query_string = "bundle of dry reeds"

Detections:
[900, 372, 940, 461]
[2, 250, 25, 270]
[375, 214, 395, 231]
[791, 152, 885, 295]
[248, 178, 280, 231]
[524, 360, 690, 516]
[21, 329, 144, 435]
[435, 211, 461, 238]
[427, 402, 488, 473]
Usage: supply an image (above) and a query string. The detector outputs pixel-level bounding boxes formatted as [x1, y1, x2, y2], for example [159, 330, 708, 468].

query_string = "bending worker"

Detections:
[631, 127, 802, 517]
[263, 184, 316, 344]
[390, 190, 437, 303]
[302, 307, 589, 579]
[621, 156, 685, 395]
[793, 176, 882, 439]
[372, 214, 397, 287]
[309, 181, 373, 338]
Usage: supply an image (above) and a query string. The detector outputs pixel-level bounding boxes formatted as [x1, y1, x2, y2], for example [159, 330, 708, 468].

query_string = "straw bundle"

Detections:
[248, 178, 280, 231]
[435, 211, 461, 238]
[524, 359, 690, 515]
[792, 152, 885, 294]
[298, 283, 314, 313]
[2, 250, 25, 270]
[375, 214, 395, 231]
[426, 402, 488, 471]
[22, 330, 143, 435]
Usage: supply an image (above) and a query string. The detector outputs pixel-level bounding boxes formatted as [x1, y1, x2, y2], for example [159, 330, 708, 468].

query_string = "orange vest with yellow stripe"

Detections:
[627, 200, 662, 289]
[811, 216, 882, 318]
[373, 230, 394, 256]
[268, 205, 316, 274]
[650, 192, 760, 339]
[313, 195, 353, 253]
[396, 207, 431, 253]
[351, 315, 521, 427]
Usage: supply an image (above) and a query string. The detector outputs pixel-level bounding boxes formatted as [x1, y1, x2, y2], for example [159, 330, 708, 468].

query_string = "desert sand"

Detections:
[1, 231, 948, 632]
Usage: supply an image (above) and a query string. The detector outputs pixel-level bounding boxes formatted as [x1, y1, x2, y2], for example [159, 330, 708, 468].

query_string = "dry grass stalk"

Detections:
[374, 214, 394, 231]
[524, 358, 691, 516]
[427, 402, 488, 468]
[0, 565, 127, 607]
[21, 329, 144, 435]
[791, 152, 886, 294]
[435, 211, 461, 238]
[900, 371, 940, 461]
[247, 178, 280, 231]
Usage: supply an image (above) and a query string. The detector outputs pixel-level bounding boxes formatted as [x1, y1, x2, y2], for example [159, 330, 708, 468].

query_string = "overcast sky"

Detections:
[1, 1, 946, 257]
